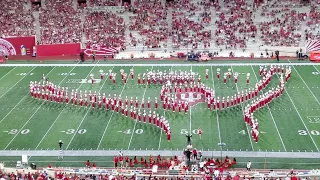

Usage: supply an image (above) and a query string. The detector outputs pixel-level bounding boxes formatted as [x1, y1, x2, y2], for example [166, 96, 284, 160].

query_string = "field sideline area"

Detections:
[0, 61, 319, 165]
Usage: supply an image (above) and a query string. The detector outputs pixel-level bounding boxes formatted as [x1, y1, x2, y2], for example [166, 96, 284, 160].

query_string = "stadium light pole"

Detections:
[217, 142, 226, 162]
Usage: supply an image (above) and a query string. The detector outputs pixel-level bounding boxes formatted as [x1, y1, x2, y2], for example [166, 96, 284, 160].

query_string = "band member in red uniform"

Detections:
[246, 73, 250, 84]
[112, 75, 116, 85]
[141, 98, 145, 108]
[223, 75, 227, 84]
[222, 97, 225, 109]
[137, 74, 141, 85]
[198, 128, 202, 139]
[154, 97, 158, 109]
[100, 70, 104, 80]
[167, 130, 171, 142]
[130, 68, 134, 80]
[130, 97, 133, 107]
[91, 100, 95, 109]
[205, 69, 209, 80]
[90, 74, 94, 84]
[135, 97, 139, 108]
[143, 110, 147, 123]
[147, 97, 151, 109]
[148, 111, 152, 124]
[234, 72, 238, 84]
[217, 68, 220, 79]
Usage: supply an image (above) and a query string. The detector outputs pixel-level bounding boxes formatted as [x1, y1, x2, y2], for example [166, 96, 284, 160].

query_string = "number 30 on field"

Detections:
[298, 130, 320, 136]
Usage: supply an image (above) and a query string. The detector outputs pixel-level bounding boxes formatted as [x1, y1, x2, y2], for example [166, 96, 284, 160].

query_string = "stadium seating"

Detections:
[84, 11, 126, 50]
[39, 0, 82, 44]
[0, 0, 35, 37]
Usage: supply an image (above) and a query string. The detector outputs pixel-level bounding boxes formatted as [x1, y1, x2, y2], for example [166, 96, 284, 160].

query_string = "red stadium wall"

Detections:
[0, 36, 36, 56]
[36, 43, 81, 57]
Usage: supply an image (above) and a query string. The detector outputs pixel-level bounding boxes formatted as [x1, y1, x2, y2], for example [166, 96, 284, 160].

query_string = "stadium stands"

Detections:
[0, 0, 35, 37]
[39, 0, 82, 44]
[1, 0, 319, 56]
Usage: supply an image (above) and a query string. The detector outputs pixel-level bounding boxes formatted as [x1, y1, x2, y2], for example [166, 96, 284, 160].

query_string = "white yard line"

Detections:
[96, 66, 130, 150]
[34, 66, 84, 150]
[0, 67, 17, 81]
[65, 66, 102, 150]
[127, 66, 154, 150]
[210, 66, 222, 144]
[275, 74, 320, 152]
[157, 66, 173, 150]
[250, 65, 287, 151]
[288, 60, 320, 105]
[3, 67, 59, 150]
[230, 65, 255, 151]
[0, 67, 57, 125]
[0, 63, 319, 67]
[313, 65, 320, 73]
[0, 67, 36, 99]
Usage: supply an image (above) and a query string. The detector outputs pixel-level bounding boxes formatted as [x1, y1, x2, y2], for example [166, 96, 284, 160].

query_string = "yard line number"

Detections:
[298, 130, 320, 136]
[6, 129, 30, 135]
[180, 129, 199, 135]
[64, 129, 87, 134]
[312, 72, 319, 75]
[122, 129, 144, 135]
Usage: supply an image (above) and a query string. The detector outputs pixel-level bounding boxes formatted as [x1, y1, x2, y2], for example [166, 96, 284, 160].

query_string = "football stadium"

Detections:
[0, 0, 320, 179]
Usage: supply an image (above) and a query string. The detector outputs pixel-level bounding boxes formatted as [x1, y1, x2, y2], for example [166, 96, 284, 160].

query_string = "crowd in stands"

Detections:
[39, 0, 82, 44]
[127, 0, 169, 49]
[84, 11, 126, 50]
[258, 8, 306, 47]
[170, 0, 211, 49]
[0, 0, 34, 37]
[2, 0, 320, 51]
[214, 0, 257, 49]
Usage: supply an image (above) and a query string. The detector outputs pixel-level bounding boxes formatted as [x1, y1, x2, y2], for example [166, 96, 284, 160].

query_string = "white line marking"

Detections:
[0, 67, 36, 100]
[65, 66, 102, 150]
[0, 67, 17, 81]
[231, 65, 254, 151]
[127, 66, 154, 150]
[34, 66, 82, 150]
[289, 60, 320, 105]
[0, 63, 319, 67]
[275, 74, 319, 152]
[96, 66, 131, 150]
[211, 66, 222, 144]
[250, 65, 287, 151]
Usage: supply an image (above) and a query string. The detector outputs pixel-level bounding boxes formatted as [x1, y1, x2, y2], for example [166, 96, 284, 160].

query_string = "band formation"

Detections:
[28, 65, 292, 143]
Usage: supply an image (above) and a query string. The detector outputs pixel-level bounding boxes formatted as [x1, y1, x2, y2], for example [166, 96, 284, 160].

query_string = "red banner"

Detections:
[310, 51, 320, 61]
[36, 43, 81, 57]
[0, 36, 35, 56]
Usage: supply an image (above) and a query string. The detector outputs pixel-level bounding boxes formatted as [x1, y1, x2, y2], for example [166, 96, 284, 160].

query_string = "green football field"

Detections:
[0, 61, 319, 155]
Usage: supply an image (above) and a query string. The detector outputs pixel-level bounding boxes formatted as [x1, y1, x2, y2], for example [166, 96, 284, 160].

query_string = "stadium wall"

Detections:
[0, 36, 36, 56]
[36, 43, 81, 57]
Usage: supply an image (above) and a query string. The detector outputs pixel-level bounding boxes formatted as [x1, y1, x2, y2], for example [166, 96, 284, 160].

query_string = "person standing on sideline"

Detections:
[247, 161, 251, 171]
[92, 51, 96, 62]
